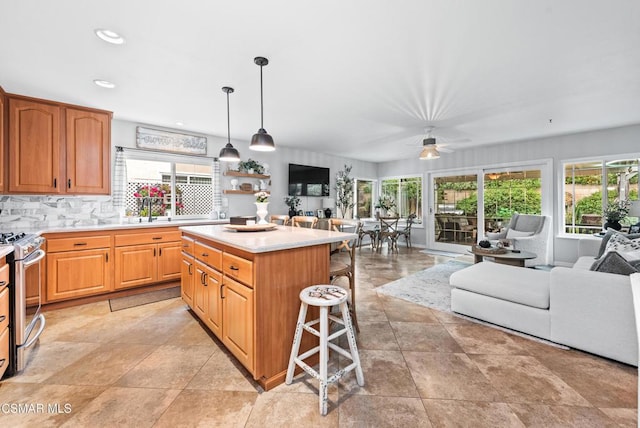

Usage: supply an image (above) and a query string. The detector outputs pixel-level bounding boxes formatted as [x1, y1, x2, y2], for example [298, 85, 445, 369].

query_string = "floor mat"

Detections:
[109, 286, 181, 312]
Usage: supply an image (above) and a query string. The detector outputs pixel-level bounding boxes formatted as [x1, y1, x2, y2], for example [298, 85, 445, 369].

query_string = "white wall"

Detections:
[378, 124, 640, 263]
[112, 119, 377, 219]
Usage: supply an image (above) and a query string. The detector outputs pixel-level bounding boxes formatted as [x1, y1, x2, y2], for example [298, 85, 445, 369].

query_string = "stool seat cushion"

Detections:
[300, 285, 348, 306]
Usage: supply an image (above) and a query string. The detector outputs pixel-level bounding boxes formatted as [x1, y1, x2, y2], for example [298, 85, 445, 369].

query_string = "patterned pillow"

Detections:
[598, 231, 640, 258]
[590, 251, 639, 275]
[604, 233, 640, 260]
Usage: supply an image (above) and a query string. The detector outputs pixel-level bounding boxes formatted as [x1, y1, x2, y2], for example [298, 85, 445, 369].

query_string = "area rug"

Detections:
[377, 260, 471, 312]
[377, 261, 568, 348]
[420, 249, 464, 258]
[109, 286, 181, 312]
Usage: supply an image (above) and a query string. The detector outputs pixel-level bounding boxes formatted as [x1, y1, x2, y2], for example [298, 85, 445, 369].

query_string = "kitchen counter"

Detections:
[180, 224, 357, 253]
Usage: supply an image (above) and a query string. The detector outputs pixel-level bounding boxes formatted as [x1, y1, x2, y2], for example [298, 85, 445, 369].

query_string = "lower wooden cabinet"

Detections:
[46, 248, 112, 302]
[114, 241, 181, 290]
[222, 276, 254, 371]
[180, 254, 195, 307]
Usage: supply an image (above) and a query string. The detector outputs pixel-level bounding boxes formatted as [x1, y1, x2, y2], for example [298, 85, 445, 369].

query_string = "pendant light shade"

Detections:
[419, 137, 440, 160]
[219, 86, 240, 162]
[250, 56, 275, 152]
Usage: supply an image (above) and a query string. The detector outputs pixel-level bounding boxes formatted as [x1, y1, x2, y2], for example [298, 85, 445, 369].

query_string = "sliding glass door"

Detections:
[428, 161, 550, 251]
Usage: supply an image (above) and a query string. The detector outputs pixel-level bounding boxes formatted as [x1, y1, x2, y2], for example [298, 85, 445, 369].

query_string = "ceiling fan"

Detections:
[407, 126, 460, 160]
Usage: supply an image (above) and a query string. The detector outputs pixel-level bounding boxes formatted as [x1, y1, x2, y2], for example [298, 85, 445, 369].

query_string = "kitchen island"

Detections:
[179, 224, 356, 390]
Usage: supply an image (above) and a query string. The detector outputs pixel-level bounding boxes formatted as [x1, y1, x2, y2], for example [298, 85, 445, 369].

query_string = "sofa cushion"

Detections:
[573, 256, 597, 270]
[449, 262, 550, 309]
[590, 251, 639, 275]
[604, 233, 640, 259]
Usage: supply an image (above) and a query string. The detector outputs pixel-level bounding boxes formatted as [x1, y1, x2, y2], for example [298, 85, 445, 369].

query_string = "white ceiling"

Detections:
[1, 1, 639, 163]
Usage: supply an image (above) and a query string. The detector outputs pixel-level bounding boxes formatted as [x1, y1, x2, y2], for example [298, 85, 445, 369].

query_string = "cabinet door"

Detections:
[180, 254, 195, 307]
[114, 244, 156, 289]
[222, 276, 255, 373]
[0, 88, 6, 192]
[204, 267, 223, 339]
[193, 261, 207, 319]
[46, 249, 112, 302]
[65, 108, 110, 194]
[158, 242, 182, 282]
[9, 98, 61, 193]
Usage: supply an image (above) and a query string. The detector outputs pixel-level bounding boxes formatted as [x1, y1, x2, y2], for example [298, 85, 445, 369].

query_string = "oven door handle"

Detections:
[23, 249, 46, 267]
[22, 313, 46, 350]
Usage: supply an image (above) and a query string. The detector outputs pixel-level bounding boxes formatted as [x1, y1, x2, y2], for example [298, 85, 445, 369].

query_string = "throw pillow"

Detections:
[597, 231, 640, 258]
[604, 233, 640, 257]
[506, 229, 534, 239]
[590, 251, 639, 275]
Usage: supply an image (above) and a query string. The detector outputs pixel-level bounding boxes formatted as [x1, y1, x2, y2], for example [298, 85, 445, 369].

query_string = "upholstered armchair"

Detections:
[486, 214, 551, 267]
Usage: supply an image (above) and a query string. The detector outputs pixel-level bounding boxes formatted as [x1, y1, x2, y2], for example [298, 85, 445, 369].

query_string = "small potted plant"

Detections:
[238, 159, 264, 175]
[255, 191, 270, 224]
[603, 199, 630, 231]
[285, 195, 301, 218]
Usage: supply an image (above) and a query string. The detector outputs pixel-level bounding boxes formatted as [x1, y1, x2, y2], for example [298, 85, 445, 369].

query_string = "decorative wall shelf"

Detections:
[223, 190, 271, 195]
[224, 171, 270, 179]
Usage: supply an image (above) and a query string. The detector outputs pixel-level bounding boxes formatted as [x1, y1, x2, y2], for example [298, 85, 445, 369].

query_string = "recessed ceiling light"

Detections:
[175, 122, 184, 126]
[94, 29, 125, 45]
[93, 79, 116, 89]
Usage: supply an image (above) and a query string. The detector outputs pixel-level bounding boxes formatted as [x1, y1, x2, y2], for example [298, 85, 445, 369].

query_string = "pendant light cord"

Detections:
[259, 64, 264, 129]
[226, 90, 231, 144]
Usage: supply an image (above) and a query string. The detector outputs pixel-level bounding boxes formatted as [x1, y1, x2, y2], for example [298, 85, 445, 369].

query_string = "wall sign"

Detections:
[136, 126, 207, 155]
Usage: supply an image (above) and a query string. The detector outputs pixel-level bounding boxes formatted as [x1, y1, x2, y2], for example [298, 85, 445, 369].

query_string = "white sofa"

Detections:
[450, 237, 637, 366]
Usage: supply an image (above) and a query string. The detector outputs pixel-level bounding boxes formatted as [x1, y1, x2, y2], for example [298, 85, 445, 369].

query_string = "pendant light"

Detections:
[250, 56, 276, 152]
[219, 86, 240, 161]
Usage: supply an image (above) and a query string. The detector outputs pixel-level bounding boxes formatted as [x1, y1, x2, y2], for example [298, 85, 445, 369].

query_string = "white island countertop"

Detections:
[180, 224, 357, 254]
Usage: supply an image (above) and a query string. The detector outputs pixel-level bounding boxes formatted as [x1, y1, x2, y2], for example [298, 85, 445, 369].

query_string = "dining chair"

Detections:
[269, 214, 290, 225]
[328, 218, 359, 332]
[357, 222, 378, 250]
[377, 216, 400, 253]
[396, 213, 416, 248]
[291, 215, 318, 228]
[629, 272, 640, 415]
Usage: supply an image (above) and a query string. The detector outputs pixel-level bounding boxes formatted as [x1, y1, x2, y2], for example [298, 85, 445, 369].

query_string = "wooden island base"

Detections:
[181, 226, 355, 391]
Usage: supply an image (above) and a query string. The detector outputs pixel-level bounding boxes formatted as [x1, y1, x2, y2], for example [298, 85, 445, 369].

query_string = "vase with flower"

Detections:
[255, 191, 270, 224]
[284, 195, 301, 218]
[603, 199, 630, 231]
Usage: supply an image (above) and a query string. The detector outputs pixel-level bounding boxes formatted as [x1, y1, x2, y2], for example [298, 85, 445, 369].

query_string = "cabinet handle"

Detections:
[229, 265, 239, 271]
[152, 237, 162, 240]
[153, 248, 156, 257]
[0, 315, 5, 322]
[220, 284, 225, 299]
[188, 264, 192, 275]
[201, 253, 208, 257]
[203, 273, 208, 286]
[200, 272, 206, 285]
[53, 178, 57, 188]
[0, 281, 5, 286]
[74, 242, 87, 246]
[0, 358, 5, 368]
[68, 179, 71, 188]
[105, 253, 108, 262]
[183, 244, 189, 248]
[159, 248, 162, 256]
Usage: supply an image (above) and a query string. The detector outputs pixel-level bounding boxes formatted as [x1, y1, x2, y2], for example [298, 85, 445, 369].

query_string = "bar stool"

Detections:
[286, 285, 364, 415]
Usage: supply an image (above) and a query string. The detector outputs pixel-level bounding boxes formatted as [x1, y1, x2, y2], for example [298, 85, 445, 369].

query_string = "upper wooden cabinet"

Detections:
[65, 108, 111, 194]
[0, 87, 6, 192]
[7, 94, 111, 195]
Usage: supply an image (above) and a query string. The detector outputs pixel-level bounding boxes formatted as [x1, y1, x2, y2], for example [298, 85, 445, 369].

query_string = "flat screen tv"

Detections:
[288, 163, 330, 196]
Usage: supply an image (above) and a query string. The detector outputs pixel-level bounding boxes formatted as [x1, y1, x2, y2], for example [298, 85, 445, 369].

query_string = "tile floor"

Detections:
[0, 247, 637, 427]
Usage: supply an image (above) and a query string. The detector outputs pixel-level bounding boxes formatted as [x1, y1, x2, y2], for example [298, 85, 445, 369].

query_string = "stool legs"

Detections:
[286, 298, 364, 416]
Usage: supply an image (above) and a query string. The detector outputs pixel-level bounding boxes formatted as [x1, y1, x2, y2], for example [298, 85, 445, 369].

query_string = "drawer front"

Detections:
[0, 287, 8, 333]
[181, 236, 195, 256]
[47, 235, 111, 252]
[0, 327, 8, 379]
[0, 263, 8, 290]
[194, 242, 222, 270]
[115, 230, 181, 247]
[223, 253, 254, 287]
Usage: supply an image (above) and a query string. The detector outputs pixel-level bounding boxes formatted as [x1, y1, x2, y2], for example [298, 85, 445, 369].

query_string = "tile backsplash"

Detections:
[0, 195, 120, 231]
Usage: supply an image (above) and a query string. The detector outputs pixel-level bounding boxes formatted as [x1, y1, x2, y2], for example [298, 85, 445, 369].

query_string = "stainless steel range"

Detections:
[1, 232, 46, 374]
